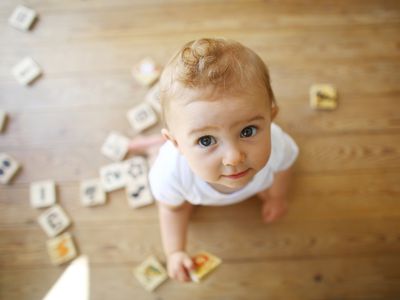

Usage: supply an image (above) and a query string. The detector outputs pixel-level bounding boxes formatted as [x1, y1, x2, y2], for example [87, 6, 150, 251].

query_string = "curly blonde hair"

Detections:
[159, 38, 276, 124]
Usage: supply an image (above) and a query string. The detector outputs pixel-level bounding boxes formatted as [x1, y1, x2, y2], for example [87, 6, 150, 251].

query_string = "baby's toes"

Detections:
[262, 203, 287, 223]
[262, 208, 277, 223]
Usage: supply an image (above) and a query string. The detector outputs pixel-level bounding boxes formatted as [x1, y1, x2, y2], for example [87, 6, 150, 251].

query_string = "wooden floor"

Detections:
[1, 0, 400, 299]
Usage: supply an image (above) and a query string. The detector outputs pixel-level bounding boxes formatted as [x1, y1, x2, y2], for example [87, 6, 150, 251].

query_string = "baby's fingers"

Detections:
[167, 251, 194, 282]
[183, 256, 194, 270]
[176, 265, 191, 282]
[168, 263, 190, 282]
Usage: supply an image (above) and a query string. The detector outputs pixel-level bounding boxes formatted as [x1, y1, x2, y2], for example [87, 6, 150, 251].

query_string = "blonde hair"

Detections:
[159, 38, 276, 124]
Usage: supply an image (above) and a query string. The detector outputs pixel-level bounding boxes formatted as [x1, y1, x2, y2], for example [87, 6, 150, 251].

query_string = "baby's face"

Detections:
[164, 88, 274, 192]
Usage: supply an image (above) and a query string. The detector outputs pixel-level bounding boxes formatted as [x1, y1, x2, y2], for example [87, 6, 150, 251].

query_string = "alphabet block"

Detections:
[131, 58, 161, 86]
[12, 57, 42, 85]
[123, 156, 148, 183]
[99, 162, 126, 192]
[134, 256, 168, 292]
[8, 5, 37, 31]
[0, 153, 21, 185]
[38, 205, 71, 237]
[80, 179, 106, 206]
[0, 110, 7, 132]
[30, 180, 56, 208]
[46, 232, 78, 265]
[127, 103, 157, 133]
[310, 84, 338, 110]
[101, 132, 130, 161]
[126, 180, 153, 208]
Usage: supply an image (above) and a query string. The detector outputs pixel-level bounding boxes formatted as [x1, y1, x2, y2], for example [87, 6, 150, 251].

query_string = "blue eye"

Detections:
[240, 126, 257, 138]
[198, 135, 216, 147]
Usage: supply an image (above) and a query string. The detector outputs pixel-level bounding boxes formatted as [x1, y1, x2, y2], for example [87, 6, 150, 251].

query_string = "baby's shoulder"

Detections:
[149, 141, 193, 185]
[148, 142, 191, 205]
[267, 122, 299, 171]
[270, 122, 284, 139]
[150, 141, 178, 175]
[270, 123, 285, 150]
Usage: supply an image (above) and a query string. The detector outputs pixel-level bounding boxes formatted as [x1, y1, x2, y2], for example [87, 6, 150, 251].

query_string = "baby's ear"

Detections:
[161, 128, 179, 148]
[271, 104, 279, 120]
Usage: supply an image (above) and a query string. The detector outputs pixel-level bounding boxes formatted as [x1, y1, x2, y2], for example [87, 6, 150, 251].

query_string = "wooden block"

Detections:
[0, 110, 7, 133]
[12, 57, 42, 85]
[80, 178, 106, 207]
[123, 156, 153, 208]
[46, 232, 78, 265]
[131, 58, 161, 86]
[0, 153, 21, 185]
[123, 156, 148, 183]
[145, 83, 162, 113]
[310, 84, 338, 110]
[101, 131, 130, 161]
[127, 103, 157, 133]
[133, 256, 168, 292]
[38, 205, 71, 237]
[8, 5, 37, 31]
[30, 180, 57, 208]
[99, 162, 126, 192]
[126, 180, 153, 208]
[189, 251, 222, 282]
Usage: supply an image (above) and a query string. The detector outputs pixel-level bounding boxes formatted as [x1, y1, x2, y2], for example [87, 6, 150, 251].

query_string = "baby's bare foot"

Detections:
[128, 134, 165, 153]
[128, 134, 165, 165]
[258, 194, 288, 223]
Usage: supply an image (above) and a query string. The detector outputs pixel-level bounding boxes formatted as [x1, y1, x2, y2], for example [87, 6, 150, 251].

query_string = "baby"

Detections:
[131, 38, 299, 282]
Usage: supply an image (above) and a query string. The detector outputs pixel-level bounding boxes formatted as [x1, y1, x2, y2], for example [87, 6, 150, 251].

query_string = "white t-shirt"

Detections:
[148, 123, 299, 207]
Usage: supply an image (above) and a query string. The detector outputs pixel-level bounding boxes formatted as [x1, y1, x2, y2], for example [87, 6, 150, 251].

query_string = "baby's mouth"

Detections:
[222, 168, 250, 179]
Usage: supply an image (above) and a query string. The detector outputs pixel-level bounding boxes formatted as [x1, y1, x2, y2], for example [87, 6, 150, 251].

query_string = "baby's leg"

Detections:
[128, 134, 165, 165]
[257, 189, 288, 223]
[128, 134, 165, 152]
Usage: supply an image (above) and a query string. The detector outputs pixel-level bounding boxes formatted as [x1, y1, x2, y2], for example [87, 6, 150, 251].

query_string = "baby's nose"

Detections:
[222, 145, 245, 166]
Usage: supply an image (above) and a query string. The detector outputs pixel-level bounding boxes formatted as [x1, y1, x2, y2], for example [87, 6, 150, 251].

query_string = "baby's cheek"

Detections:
[200, 159, 220, 180]
[186, 154, 212, 178]
[255, 146, 271, 169]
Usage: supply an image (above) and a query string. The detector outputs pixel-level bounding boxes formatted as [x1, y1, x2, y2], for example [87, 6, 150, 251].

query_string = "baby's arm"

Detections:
[258, 166, 293, 223]
[158, 201, 194, 282]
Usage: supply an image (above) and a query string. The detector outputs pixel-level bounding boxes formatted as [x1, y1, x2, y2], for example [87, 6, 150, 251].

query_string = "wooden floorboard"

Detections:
[1, 256, 400, 300]
[0, 0, 399, 299]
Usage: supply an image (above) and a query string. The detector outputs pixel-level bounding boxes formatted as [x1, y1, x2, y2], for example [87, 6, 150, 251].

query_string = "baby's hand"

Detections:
[167, 251, 194, 282]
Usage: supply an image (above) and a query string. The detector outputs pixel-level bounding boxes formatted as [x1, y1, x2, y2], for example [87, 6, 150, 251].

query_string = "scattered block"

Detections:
[123, 156, 148, 183]
[126, 180, 153, 208]
[145, 83, 161, 113]
[8, 5, 37, 31]
[123, 156, 153, 208]
[189, 251, 222, 282]
[0, 110, 7, 132]
[310, 84, 338, 110]
[132, 57, 161, 86]
[80, 178, 106, 207]
[38, 205, 71, 237]
[127, 103, 157, 133]
[12, 57, 42, 85]
[133, 256, 168, 292]
[0, 153, 21, 185]
[99, 162, 126, 192]
[30, 180, 56, 208]
[46, 232, 77, 265]
[101, 131, 130, 161]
